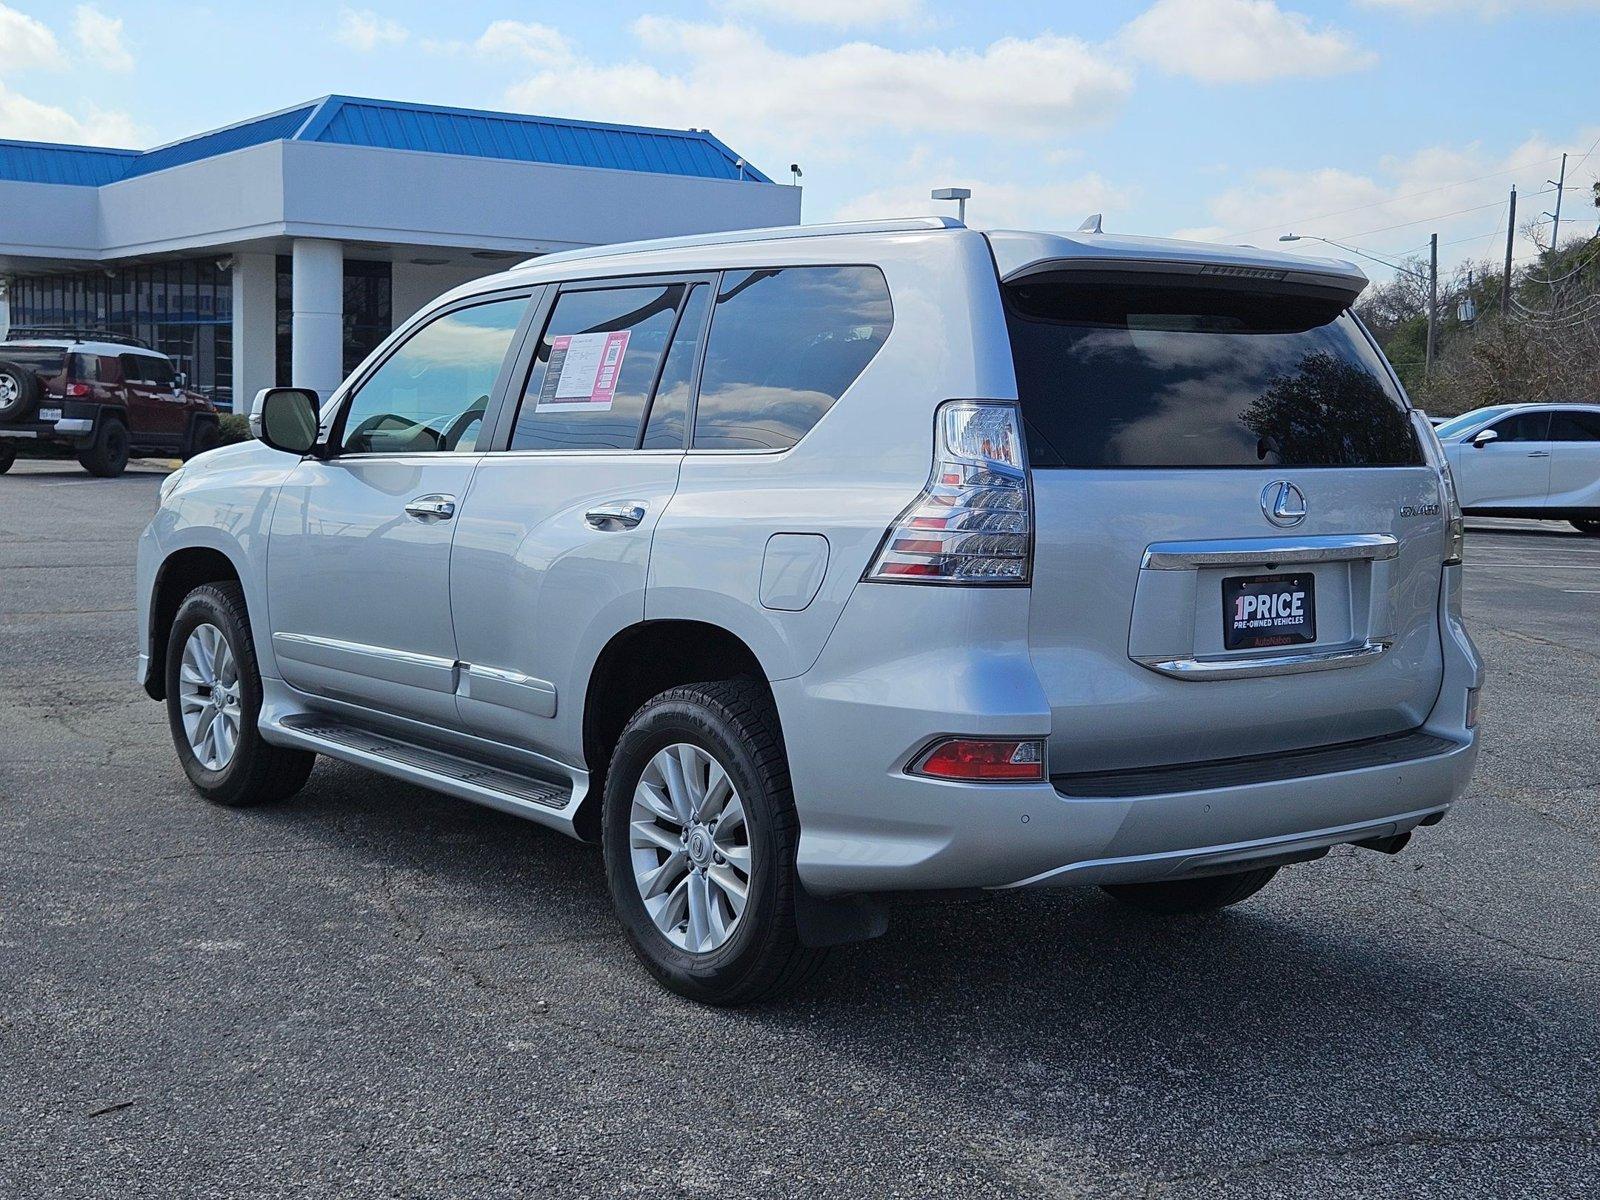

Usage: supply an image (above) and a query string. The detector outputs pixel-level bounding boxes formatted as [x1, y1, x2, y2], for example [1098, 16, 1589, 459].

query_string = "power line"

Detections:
[1226, 153, 1568, 239]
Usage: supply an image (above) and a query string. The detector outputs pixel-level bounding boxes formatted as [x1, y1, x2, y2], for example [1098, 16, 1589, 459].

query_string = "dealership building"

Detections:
[0, 95, 797, 408]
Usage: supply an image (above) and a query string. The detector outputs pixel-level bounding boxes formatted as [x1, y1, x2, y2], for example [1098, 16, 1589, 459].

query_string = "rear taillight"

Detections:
[865, 400, 1031, 584]
[1440, 459, 1464, 565]
[912, 738, 1045, 782]
[65, 382, 90, 398]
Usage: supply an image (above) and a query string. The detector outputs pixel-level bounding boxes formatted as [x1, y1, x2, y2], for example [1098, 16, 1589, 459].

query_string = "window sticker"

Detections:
[536, 330, 630, 413]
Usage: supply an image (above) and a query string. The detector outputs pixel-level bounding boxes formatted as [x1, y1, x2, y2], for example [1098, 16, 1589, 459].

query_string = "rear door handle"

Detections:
[585, 501, 647, 530]
[405, 494, 457, 521]
[1526, 451, 1551, 458]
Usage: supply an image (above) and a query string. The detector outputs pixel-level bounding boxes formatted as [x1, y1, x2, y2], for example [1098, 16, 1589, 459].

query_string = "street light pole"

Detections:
[1425, 232, 1438, 383]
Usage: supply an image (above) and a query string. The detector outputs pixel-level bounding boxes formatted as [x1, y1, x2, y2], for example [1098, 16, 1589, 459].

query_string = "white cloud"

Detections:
[72, 5, 132, 73]
[833, 167, 1133, 232]
[0, 2, 61, 68]
[1122, 0, 1375, 84]
[717, 0, 927, 28]
[503, 19, 1132, 152]
[1359, 0, 1600, 13]
[475, 19, 572, 66]
[1175, 128, 1600, 271]
[0, 80, 138, 145]
[335, 7, 407, 52]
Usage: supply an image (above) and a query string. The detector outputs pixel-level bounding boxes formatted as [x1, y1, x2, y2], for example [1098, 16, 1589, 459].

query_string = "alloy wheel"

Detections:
[629, 742, 752, 953]
[177, 623, 242, 771]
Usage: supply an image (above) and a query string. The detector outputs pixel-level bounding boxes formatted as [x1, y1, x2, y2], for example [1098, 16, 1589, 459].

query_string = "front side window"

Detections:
[1489, 411, 1551, 443]
[511, 283, 685, 451]
[1004, 273, 1423, 468]
[340, 296, 528, 455]
[693, 266, 893, 451]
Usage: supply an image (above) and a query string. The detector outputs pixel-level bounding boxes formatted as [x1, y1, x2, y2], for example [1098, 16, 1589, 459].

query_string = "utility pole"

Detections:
[1425, 232, 1438, 383]
[1502, 185, 1516, 316]
[1548, 152, 1568, 253]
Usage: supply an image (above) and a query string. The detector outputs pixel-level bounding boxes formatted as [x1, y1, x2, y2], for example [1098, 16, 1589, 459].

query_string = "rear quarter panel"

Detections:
[646, 229, 1017, 680]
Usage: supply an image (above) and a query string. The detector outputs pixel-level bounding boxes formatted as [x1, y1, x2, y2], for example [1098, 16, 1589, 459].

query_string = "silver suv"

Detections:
[136, 218, 1483, 1003]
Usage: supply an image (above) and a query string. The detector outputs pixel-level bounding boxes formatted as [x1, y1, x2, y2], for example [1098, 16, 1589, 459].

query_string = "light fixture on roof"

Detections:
[931, 187, 971, 223]
[735, 157, 746, 181]
[410, 257, 450, 267]
[790, 163, 802, 186]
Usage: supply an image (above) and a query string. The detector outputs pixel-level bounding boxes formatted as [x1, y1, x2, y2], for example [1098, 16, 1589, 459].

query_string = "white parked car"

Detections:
[1434, 403, 1600, 535]
[136, 218, 1482, 1003]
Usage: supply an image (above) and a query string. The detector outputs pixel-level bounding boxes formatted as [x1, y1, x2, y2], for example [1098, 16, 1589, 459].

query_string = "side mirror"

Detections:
[1471, 428, 1499, 449]
[251, 387, 321, 456]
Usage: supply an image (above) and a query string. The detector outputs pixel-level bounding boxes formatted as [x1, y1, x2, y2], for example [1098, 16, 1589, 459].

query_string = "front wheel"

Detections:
[185, 419, 222, 460]
[1101, 866, 1280, 914]
[602, 679, 826, 1005]
[165, 581, 315, 807]
[1571, 519, 1600, 537]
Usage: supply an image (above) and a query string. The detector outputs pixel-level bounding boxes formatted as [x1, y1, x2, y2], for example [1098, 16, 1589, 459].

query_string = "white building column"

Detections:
[229, 251, 276, 411]
[290, 238, 344, 401]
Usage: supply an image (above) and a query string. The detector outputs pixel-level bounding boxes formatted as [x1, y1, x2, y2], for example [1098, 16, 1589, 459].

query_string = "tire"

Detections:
[77, 418, 130, 478]
[0, 445, 14, 474]
[0, 361, 41, 423]
[164, 581, 316, 807]
[601, 679, 826, 1005]
[1101, 866, 1280, 915]
[185, 419, 222, 461]
[1571, 519, 1600, 537]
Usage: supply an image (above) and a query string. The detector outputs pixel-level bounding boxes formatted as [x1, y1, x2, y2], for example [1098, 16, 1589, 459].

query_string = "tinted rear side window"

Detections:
[1551, 411, 1600, 441]
[1003, 273, 1422, 469]
[512, 283, 684, 451]
[693, 266, 893, 451]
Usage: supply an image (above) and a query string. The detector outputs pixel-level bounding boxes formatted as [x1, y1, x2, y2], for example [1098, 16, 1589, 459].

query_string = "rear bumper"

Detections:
[778, 567, 1483, 896]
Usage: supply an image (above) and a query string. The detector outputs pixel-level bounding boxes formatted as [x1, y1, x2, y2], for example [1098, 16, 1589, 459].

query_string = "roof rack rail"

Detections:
[514, 216, 966, 271]
[4, 325, 153, 349]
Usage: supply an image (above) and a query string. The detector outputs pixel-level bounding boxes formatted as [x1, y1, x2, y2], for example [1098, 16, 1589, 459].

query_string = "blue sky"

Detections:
[3, 0, 1598, 278]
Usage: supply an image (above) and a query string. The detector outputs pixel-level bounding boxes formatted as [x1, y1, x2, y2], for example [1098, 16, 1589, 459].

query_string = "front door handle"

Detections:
[585, 501, 647, 531]
[1526, 450, 1551, 458]
[405, 494, 457, 521]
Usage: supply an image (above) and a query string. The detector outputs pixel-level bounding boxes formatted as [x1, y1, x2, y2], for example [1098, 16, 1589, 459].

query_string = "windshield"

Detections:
[1433, 407, 1513, 440]
[1003, 273, 1422, 468]
[0, 346, 67, 374]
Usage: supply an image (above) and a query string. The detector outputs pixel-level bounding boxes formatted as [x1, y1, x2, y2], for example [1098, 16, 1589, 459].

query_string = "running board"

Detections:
[267, 713, 583, 835]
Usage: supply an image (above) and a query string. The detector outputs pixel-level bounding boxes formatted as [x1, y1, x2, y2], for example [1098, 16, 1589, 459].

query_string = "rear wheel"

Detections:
[165, 582, 316, 807]
[602, 679, 826, 1005]
[0, 361, 41, 423]
[77, 418, 130, 478]
[1571, 519, 1600, 537]
[1101, 866, 1280, 914]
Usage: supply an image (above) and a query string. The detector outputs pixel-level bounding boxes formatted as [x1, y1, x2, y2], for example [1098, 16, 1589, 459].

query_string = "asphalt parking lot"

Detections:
[2, 460, 1596, 1199]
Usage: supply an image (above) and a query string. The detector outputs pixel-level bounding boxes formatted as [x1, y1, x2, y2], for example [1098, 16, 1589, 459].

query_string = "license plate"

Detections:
[1223, 573, 1316, 651]
[38, 408, 62, 422]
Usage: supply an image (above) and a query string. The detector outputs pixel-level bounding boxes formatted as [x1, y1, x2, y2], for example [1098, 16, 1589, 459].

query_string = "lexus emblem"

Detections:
[1261, 481, 1307, 527]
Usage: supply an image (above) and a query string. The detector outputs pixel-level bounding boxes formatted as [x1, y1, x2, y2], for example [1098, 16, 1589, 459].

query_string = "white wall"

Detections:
[390, 260, 506, 325]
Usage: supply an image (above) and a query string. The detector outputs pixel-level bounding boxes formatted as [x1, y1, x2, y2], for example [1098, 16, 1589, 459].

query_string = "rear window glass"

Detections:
[2, 346, 66, 374]
[1003, 274, 1423, 469]
[693, 266, 893, 451]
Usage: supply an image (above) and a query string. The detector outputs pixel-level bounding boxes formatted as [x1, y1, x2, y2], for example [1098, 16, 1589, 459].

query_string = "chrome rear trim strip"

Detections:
[1142, 534, 1399, 571]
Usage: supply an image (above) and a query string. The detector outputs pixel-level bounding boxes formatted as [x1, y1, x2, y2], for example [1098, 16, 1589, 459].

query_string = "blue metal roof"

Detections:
[0, 140, 137, 186]
[0, 95, 771, 187]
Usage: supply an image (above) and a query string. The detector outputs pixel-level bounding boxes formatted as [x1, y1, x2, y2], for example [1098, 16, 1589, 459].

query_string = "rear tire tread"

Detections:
[604, 678, 826, 1005]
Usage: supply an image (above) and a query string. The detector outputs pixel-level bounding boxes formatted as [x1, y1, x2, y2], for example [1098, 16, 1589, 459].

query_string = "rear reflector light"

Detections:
[65, 382, 90, 397]
[865, 400, 1032, 584]
[912, 738, 1045, 782]
[1465, 688, 1480, 729]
